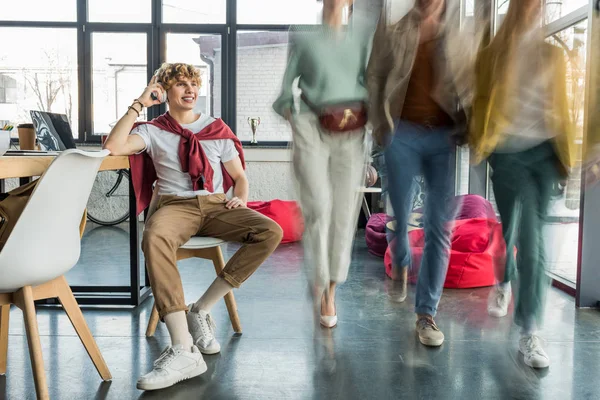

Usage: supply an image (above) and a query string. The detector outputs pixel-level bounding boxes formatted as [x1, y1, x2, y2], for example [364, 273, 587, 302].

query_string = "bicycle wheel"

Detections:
[87, 170, 130, 226]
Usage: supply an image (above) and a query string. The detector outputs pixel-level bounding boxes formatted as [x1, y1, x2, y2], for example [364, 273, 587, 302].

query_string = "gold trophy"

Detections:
[247, 117, 260, 145]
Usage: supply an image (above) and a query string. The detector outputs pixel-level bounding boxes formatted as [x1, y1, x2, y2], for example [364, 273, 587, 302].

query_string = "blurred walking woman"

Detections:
[469, 0, 574, 368]
[273, 0, 370, 328]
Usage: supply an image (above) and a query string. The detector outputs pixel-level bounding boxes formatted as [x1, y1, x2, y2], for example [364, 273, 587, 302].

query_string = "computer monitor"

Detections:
[30, 111, 77, 151]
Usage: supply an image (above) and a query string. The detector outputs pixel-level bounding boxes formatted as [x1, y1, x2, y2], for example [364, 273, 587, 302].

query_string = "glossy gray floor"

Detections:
[1, 225, 600, 400]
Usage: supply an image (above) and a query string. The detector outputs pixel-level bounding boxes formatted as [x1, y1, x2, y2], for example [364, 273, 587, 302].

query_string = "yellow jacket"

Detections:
[468, 42, 575, 177]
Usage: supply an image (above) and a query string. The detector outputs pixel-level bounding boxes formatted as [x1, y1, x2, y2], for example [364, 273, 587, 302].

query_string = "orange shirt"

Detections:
[400, 39, 453, 127]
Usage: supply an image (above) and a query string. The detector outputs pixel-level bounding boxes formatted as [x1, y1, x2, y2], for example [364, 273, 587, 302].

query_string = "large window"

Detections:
[488, 0, 590, 287]
[545, 0, 589, 24]
[91, 33, 148, 136]
[456, 147, 470, 195]
[497, 0, 510, 17]
[0, 0, 76, 22]
[497, 1, 590, 25]
[165, 33, 222, 118]
[88, 0, 152, 23]
[0, 0, 327, 144]
[237, 0, 322, 25]
[544, 19, 588, 284]
[162, 0, 226, 24]
[0, 28, 79, 137]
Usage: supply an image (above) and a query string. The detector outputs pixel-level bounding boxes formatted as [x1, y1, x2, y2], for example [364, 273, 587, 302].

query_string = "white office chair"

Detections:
[0, 149, 112, 400]
[144, 191, 242, 337]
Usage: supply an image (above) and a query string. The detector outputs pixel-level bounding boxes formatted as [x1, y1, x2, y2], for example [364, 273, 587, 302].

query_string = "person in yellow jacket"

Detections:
[468, 0, 575, 369]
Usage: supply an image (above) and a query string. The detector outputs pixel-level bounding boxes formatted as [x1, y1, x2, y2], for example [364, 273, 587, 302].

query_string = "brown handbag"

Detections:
[302, 95, 367, 133]
[0, 179, 39, 251]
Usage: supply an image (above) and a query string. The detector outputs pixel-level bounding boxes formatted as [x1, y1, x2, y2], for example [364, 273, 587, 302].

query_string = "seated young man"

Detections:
[103, 63, 283, 391]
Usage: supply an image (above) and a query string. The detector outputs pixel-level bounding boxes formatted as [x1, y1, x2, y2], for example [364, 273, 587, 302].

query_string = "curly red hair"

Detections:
[155, 63, 201, 91]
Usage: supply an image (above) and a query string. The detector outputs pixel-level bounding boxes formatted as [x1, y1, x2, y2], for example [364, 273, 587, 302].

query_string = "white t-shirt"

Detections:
[131, 114, 239, 198]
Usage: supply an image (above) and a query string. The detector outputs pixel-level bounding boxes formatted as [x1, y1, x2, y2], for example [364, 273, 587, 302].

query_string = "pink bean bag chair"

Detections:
[365, 213, 390, 257]
[247, 200, 304, 244]
[413, 195, 497, 221]
[454, 194, 497, 221]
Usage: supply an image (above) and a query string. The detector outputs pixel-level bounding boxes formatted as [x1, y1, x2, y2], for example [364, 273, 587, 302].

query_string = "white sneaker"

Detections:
[519, 335, 550, 369]
[136, 344, 207, 391]
[487, 284, 511, 317]
[187, 305, 221, 354]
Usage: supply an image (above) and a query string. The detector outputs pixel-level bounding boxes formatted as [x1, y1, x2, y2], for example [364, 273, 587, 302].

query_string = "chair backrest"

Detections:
[0, 149, 109, 292]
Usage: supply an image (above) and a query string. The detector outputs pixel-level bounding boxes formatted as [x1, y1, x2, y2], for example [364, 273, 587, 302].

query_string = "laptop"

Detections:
[29, 111, 77, 151]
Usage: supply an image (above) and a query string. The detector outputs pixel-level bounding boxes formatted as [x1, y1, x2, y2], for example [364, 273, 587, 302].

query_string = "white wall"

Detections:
[236, 44, 292, 142]
[244, 148, 295, 201]
[213, 43, 292, 142]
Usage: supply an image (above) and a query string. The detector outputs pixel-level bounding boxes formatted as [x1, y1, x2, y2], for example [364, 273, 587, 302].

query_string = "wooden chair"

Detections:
[144, 193, 242, 337]
[0, 150, 112, 400]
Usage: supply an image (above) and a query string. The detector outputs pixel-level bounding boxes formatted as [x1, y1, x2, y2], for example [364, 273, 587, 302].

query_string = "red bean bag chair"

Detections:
[247, 200, 304, 244]
[384, 218, 507, 289]
[365, 213, 391, 257]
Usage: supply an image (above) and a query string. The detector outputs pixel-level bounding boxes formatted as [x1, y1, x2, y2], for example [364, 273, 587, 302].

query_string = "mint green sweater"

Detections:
[272, 18, 373, 116]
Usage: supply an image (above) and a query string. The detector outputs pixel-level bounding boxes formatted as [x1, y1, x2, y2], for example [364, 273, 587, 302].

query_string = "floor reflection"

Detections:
[2, 231, 599, 399]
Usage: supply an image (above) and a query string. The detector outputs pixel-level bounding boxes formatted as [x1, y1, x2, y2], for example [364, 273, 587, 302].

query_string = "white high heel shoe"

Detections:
[320, 314, 338, 328]
[320, 294, 337, 328]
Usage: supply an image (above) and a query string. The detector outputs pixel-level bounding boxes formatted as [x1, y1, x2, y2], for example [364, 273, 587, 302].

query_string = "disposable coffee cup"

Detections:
[17, 123, 35, 150]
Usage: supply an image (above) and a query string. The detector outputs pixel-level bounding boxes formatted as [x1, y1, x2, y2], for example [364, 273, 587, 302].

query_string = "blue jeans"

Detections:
[384, 121, 457, 317]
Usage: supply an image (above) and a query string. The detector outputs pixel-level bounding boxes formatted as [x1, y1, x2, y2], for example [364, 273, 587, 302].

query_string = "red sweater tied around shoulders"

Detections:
[128, 113, 244, 216]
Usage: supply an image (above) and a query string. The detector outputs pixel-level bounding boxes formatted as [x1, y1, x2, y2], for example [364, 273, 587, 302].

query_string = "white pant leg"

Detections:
[323, 127, 368, 284]
[291, 112, 333, 287]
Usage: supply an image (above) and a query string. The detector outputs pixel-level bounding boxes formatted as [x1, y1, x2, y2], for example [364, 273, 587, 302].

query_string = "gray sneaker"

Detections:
[416, 315, 445, 347]
[187, 305, 221, 355]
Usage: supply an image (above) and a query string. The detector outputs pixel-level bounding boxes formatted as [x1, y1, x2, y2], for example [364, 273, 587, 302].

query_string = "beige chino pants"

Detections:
[142, 193, 283, 319]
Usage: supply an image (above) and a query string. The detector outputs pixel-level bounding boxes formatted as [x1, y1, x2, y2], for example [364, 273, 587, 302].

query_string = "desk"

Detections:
[360, 187, 382, 220]
[0, 155, 151, 306]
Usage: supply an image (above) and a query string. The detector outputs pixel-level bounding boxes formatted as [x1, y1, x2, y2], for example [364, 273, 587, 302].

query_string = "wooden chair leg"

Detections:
[80, 209, 87, 239]
[14, 286, 49, 400]
[211, 247, 242, 333]
[146, 303, 159, 337]
[0, 304, 9, 375]
[55, 276, 112, 381]
[223, 292, 242, 334]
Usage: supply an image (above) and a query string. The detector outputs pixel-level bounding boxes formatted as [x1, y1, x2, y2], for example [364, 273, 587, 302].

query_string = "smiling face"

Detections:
[166, 77, 199, 111]
[154, 63, 202, 112]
